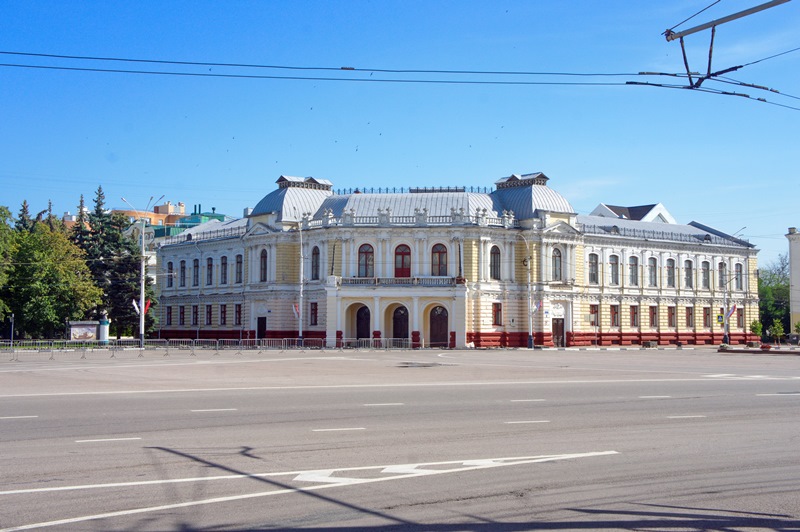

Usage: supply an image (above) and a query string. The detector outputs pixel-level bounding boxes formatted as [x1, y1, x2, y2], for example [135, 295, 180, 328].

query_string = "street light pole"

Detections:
[122, 196, 163, 349]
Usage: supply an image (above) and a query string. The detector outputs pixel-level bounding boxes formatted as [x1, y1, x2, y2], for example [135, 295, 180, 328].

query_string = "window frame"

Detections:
[492, 302, 503, 326]
[167, 262, 174, 288]
[311, 246, 321, 281]
[192, 259, 199, 287]
[666, 258, 676, 288]
[431, 243, 448, 276]
[684, 260, 693, 289]
[206, 257, 213, 286]
[552, 248, 562, 282]
[609, 255, 620, 285]
[610, 304, 620, 327]
[648, 257, 658, 287]
[358, 244, 375, 277]
[629, 256, 639, 286]
[260, 249, 268, 283]
[220, 256, 228, 284]
[588, 254, 599, 285]
[235, 254, 243, 284]
[394, 244, 411, 278]
[310, 302, 318, 326]
[490, 246, 501, 280]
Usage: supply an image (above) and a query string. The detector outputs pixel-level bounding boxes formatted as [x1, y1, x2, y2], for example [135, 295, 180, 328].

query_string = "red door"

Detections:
[395, 245, 411, 278]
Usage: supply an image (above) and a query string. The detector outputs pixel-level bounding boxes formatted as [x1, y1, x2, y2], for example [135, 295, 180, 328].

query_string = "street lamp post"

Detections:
[122, 196, 163, 349]
[516, 233, 534, 349]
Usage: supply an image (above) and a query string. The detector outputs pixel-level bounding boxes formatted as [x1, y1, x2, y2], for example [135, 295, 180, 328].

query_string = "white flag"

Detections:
[132, 299, 140, 315]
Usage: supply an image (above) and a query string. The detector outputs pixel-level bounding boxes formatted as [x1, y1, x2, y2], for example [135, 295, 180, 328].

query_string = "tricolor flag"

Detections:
[292, 303, 300, 319]
[726, 304, 737, 319]
[534, 300, 543, 313]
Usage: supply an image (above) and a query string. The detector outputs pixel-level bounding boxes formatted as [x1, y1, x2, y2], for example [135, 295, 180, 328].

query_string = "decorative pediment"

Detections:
[243, 222, 278, 238]
[542, 221, 580, 235]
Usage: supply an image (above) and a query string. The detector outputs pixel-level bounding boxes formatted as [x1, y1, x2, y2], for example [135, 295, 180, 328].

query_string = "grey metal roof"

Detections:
[492, 184, 574, 218]
[578, 214, 753, 247]
[313, 192, 505, 219]
[251, 186, 333, 221]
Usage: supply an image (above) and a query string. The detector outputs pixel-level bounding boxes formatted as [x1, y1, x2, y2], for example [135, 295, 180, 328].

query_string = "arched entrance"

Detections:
[392, 306, 409, 343]
[356, 306, 371, 340]
[429, 306, 448, 347]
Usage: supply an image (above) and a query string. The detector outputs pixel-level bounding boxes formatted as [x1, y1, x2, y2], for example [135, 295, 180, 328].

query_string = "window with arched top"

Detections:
[718, 262, 726, 289]
[490, 246, 501, 280]
[734, 263, 743, 290]
[311, 246, 320, 280]
[206, 257, 213, 285]
[609, 255, 619, 285]
[588, 254, 599, 284]
[220, 256, 228, 284]
[260, 249, 268, 282]
[648, 257, 658, 287]
[684, 260, 693, 288]
[394, 245, 411, 278]
[358, 244, 374, 277]
[666, 258, 676, 287]
[629, 256, 639, 286]
[552, 249, 562, 281]
[179, 260, 186, 287]
[167, 262, 174, 288]
[192, 259, 199, 286]
[431, 244, 447, 276]
[701, 261, 710, 289]
[235, 254, 243, 284]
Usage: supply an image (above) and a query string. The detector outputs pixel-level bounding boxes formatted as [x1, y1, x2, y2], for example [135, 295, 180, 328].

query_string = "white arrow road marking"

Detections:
[293, 470, 362, 484]
[1, 452, 618, 531]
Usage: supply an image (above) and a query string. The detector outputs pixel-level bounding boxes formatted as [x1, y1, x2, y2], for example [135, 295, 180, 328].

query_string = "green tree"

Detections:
[73, 188, 157, 338]
[0, 206, 15, 323]
[769, 318, 785, 345]
[15, 200, 33, 233]
[6, 221, 101, 338]
[758, 253, 789, 339]
[749, 320, 763, 339]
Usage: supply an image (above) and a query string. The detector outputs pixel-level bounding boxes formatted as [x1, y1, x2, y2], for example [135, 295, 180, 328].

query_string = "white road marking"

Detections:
[0, 415, 38, 420]
[293, 470, 361, 484]
[363, 403, 404, 406]
[504, 420, 550, 424]
[639, 395, 671, 399]
[311, 427, 365, 432]
[6, 376, 797, 399]
[190, 408, 238, 412]
[0, 452, 618, 531]
[510, 399, 546, 402]
[756, 393, 800, 396]
[666, 415, 706, 419]
[74, 437, 142, 443]
[706, 374, 735, 378]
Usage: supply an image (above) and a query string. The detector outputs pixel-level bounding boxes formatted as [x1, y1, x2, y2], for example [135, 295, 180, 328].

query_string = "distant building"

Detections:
[156, 173, 759, 348]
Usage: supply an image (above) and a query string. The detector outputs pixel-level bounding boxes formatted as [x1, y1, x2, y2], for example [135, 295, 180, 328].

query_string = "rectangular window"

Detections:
[207, 258, 213, 286]
[166, 306, 173, 326]
[630, 306, 639, 328]
[589, 304, 599, 326]
[686, 307, 694, 328]
[703, 307, 711, 328]
[220, 304, 227, 326]
[179, 306, 185, 326]
[610, 305, 619, 327]
[492, 303, 503, 326]
[179, 261, 186, 287]
[668, 306, 676, 328]
[310, 302, 318, 326]
[192, 259, 199, 286]
[737, 308, 744, 329]
[701, 262, 710, 289]
[235, 304, 242, 326]
[221, 256, 228, 284]
[205, 304, 212, 326]
[235, 255, 243, 284]
[167, 263, 174, 288]
[649, 306, 658, 328]
[191, 305, 198, 326]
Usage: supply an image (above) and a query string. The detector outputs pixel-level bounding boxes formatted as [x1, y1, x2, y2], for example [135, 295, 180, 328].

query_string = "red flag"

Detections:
[144, 299, 152, 315]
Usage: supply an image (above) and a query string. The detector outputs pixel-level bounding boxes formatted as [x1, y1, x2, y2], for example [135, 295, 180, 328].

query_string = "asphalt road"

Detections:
[1, 347, 799, 531]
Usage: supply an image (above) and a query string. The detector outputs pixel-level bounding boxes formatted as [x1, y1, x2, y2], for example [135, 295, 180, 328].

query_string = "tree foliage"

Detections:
[71, 187, 157, 338]
[5, 219, 101, 338]
[758, 253, 789, 338]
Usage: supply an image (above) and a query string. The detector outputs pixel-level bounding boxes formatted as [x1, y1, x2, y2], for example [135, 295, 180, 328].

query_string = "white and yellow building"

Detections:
[156, 173, 758, 347]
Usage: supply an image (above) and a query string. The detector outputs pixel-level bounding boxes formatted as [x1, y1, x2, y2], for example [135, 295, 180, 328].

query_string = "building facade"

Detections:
[787, 227, 800, 330]
[156, 173, 759, 348]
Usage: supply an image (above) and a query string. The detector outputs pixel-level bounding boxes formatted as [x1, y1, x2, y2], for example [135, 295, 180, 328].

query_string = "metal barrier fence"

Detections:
[1, 337, 434, 361]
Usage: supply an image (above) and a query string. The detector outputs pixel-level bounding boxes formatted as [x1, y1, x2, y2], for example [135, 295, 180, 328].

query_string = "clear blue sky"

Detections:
[1, 1, 797, 265]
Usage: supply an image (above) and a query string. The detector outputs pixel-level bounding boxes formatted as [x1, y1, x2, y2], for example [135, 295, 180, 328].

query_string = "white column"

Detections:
[373, 296, 381, 337]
